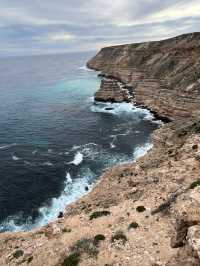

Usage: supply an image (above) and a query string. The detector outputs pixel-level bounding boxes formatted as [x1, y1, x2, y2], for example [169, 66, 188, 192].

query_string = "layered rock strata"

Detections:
[1, 118, 200, 266]
[87, 32, 200, 120]
[0, 33, 200, 266]
[94, 78, 133, 103]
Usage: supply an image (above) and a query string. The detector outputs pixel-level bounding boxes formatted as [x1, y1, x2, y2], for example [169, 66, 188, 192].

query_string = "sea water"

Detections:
[0, 52, 160, 232]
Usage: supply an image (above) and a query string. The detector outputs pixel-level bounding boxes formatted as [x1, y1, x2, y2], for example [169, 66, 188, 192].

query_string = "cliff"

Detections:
[87, 32, 200, 120]
[0, 33, 200, 266]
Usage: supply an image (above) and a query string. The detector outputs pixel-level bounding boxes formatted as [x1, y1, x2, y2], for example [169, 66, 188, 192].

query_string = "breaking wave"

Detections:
[0, 143, 17, 150]
[78, 65, 93, 71]
[69, 152, 83, 166]
[133, 142, 153, 161]
[0, 171, 93, 232]
[12, 155, 20, 161]
[91, 102, 154, 120]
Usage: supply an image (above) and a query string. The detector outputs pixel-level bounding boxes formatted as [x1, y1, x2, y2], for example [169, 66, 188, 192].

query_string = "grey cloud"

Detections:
[0, 0, 199, 56]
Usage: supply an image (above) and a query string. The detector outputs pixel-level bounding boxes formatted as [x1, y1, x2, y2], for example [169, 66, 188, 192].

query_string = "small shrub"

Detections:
[13, 249, 24, 259]
[62, 238, 99, 266]
[93, 234, 106, 246]
[62, 228, 72, 233]
[61, 252, 80, 266]
[71, 238, 98, 258]
[111, 231, 127, 245]
[136, 206, 146, 212]
[27, 256, 33, 264]
[189, 180, 200, 189]
[128, 222, 139, 230]
[192, 144, 198, 150]
[89, 210, 110, 220]
[195, 155, 200, 161]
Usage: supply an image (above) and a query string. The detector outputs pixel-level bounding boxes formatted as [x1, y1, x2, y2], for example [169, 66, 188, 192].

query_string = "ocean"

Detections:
[0, 51, 160, 232]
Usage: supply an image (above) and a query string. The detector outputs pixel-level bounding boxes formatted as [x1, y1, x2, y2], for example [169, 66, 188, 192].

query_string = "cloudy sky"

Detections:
[0, 0, 200, 56]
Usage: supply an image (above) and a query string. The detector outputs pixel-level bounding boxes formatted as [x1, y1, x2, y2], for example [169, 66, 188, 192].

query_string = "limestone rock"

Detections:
[88, 32, 200, 120]
[187, 225, 200, 259]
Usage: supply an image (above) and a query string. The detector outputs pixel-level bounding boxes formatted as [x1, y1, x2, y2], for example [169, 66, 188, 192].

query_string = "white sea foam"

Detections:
[12, 155, 20, 161]
[0, 143, 17, 150]
[42, 162, 53, 166]
[92, 102, 166, 127]
[1, 140, 153, 232]
[0, 215, 30, 232]
[78, 143, 99, 160]
[70, 143, 99, 160]
[69, 152, 83, 166]
[110, 135, 117, 149]
[78, 65, 93, 72]
[32, 150, 37, 155]
[91, 102, 157, 123]
[24, 161, 34, 166]
[87, 96, 94, 102]
[91, 102, 134, 115]
[133, 142, 153, 161]
[35, 172, 93, 229]
[110, 142, 116, 149]
[0, 170, 93, 232]
[66, 172, 72, 184]
[71, 145, 82, 151]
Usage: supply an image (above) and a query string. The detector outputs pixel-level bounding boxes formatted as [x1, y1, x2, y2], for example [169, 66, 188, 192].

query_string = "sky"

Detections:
[0, 0, 200, 56]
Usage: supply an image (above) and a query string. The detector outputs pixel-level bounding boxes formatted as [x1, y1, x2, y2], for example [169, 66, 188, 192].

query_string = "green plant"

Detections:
[13, 249, 24, 259]
[62, 228, 72, 233]
[128, 222, 139, 230]
[136, 206, 146, 212]
[111, 231, 127, 245]
[61, 252, 80, 266]
[93, 234, 106, 246]
[71, 238, 98, 258]
[89, 210, 110, 220]
[189, 180, 200, 189]
[27, 256, 33, 264]
[62, 237, 99, 266]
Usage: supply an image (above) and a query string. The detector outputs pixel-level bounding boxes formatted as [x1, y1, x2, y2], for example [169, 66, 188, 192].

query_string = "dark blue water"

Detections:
[0, 52, 160, 232]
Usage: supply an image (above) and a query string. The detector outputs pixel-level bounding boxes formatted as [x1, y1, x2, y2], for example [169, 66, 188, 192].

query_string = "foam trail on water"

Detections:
[41, 162, 53, 166]
[69, 152, 83, 166]
[78, 65, 93, 72]
[110, 136, 117, 149]
[0, 143, 17, 150]
[66, 172, 72, 184]
[12, 155, 20, 161]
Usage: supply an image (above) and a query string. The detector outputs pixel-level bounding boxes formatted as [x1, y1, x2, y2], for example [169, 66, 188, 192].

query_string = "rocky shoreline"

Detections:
[87, 32, 200, 120]
[0, 33, 200, 266]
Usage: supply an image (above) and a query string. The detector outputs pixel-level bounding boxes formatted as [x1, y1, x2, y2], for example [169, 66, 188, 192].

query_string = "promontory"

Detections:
[1, 32, 200, 266]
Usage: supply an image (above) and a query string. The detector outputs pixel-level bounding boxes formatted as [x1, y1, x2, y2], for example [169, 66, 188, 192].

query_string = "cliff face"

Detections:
[1, 118, 200, 266]
[87, 33, 200, 120]
[0, 33, 200, 266]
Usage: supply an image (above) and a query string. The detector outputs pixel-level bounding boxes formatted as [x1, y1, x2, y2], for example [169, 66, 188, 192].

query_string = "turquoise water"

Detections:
[0, 52, 159, 232]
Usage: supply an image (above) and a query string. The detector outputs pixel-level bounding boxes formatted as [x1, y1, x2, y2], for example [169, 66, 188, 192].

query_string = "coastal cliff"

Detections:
[87, 32, 200, 120]
[0, 33, 200, 266]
